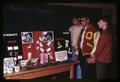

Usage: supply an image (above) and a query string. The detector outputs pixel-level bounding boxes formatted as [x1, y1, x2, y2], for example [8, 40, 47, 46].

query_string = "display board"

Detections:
[54, 31, 72, 60]
[3, 31, 72, 69]
[3, 33, 22, 58]
[21, 31, 55, 64]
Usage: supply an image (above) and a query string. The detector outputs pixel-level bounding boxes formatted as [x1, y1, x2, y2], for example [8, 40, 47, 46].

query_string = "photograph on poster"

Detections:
[41, 31, 54, 42]
[21, 32, 34, 44]
[40, 53, 48, 64]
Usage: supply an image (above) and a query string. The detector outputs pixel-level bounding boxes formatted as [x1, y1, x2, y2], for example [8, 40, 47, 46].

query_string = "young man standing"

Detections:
[68, 17, 83, 79]
[89, 18, 112, 79]
[78, 17, 100, 79]
[69, 17, 83, 62]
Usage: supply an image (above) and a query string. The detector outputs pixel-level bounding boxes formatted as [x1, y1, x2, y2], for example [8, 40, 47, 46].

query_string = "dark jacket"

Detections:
[94, 29, 112, 63]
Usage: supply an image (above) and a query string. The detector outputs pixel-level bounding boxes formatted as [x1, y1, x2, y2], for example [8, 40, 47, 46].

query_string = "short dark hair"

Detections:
[98, 16, 109, 23]
[100, 18, 108, 23]
[72, 17, 80, 23]
[80, 16, 89, 20]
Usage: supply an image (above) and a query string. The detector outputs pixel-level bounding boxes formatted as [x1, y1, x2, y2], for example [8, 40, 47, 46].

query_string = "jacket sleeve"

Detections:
[90, 31, 100, 56]
[68, 26, 72, 32]
[93, 32, 112, 58]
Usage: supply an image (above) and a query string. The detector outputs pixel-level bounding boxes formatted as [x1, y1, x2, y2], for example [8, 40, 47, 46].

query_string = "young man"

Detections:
[78, 17, 100, 79]
[89, 18, 112, 79]
[68, 17, 83, 79]
[69, 17, 83, 62]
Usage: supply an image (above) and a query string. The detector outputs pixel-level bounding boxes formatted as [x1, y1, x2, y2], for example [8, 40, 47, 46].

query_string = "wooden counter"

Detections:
[4, 62, 74, 79]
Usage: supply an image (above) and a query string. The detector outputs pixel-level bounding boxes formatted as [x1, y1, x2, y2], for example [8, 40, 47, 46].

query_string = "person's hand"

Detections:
[87, 57, 96, 64]
[90, 54, 95, 59]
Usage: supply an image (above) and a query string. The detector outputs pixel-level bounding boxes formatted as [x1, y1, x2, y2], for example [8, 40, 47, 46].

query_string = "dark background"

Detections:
[3, 3, 102, 33]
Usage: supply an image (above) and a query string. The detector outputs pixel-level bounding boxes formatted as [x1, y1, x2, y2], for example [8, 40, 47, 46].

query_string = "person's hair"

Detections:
[98, 16, 111, 30]
[98, 16, 109, 25]
[80, 16, 91, 23]
[100, 18, 108, 23]
[72, 17, 77, 21]
[72, 17, 80, 21]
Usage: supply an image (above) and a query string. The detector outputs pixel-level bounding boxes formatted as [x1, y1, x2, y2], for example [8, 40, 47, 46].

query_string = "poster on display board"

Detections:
[21, 31, 55, 64]
[55, 50, 68, 62]
[2, 33, 23, 58]
[54, 31, 72, 59]
[3, 33, 23, 73]
[21, 32, 36, 59]
[33, 31, 55, 64]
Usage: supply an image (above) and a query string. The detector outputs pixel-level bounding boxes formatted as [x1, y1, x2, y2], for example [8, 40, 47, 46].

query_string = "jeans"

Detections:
[79, 56, 87, 79]
[76, 60, 82, 79]
[72, 51, 82, 79]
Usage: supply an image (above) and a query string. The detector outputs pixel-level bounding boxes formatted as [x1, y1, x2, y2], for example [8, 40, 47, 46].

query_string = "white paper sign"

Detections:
[14, 57, 17, 61]
[40, 48, 44, 52]
[55, 51, 68, 62]
[46, 47, 51, 52]
[39, 42, 43, 47]
[14, 46, 19, 50]
[18, 55, 23, 59]
[4, 57, 15, 68]
[7, 46, 13, 51]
